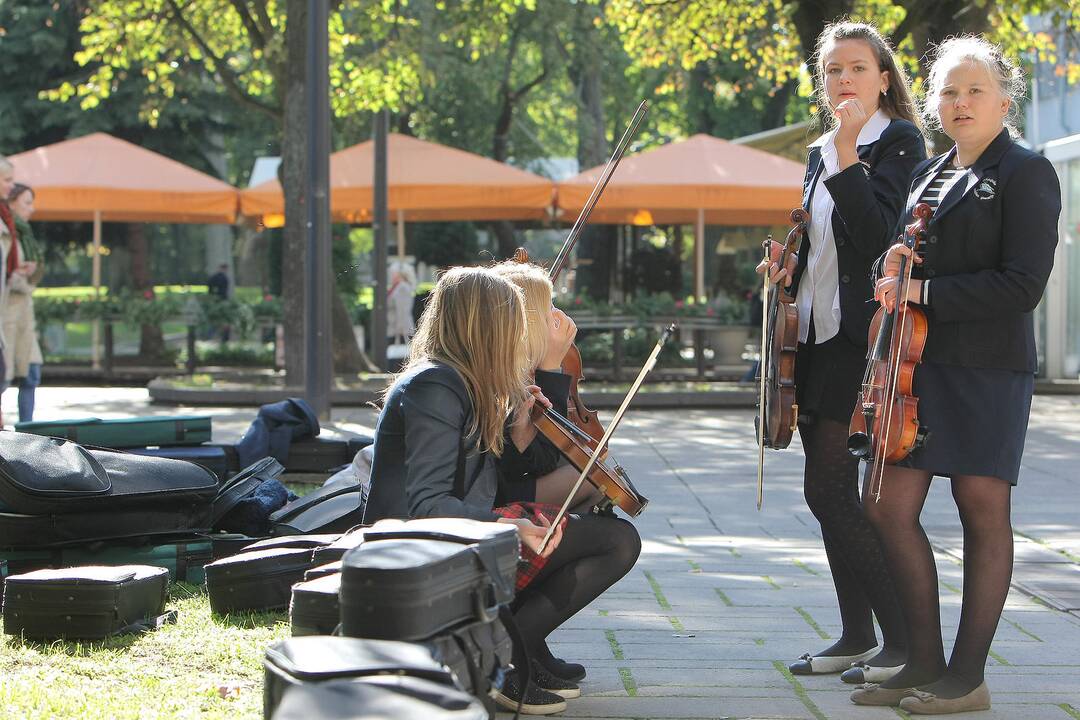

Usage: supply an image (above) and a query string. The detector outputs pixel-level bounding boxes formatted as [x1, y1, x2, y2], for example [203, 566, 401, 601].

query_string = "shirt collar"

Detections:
[808, 107, 892, 148]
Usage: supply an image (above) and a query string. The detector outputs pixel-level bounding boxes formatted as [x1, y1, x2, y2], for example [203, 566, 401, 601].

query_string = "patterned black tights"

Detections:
[799, 416, 907, 663]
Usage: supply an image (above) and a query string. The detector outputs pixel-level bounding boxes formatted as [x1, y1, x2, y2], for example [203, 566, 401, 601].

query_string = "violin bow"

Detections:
[537, 323, 677, 555]
[547, 99, 650, 285]
[755, 237, 772, 510]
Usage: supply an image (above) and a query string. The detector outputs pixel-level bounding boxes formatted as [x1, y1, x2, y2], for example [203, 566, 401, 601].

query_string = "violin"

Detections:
[531, 406, 647, 517]
[513, 99, 649, 444]
[754, 208, 808, 509]
[847, 202, 933, 500]
[535, 324, 675, 553]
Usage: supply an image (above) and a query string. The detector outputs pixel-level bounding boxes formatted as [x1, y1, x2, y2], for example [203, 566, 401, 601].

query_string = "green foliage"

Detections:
[409, 221, 481, 268]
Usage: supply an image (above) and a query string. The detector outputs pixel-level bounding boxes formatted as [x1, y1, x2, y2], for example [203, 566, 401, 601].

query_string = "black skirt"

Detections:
[897, 362, 1033, 485]
[795, 331, 867, 425]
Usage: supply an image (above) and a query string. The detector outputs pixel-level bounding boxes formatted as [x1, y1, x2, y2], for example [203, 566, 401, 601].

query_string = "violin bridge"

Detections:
[790, 404, 799, 432]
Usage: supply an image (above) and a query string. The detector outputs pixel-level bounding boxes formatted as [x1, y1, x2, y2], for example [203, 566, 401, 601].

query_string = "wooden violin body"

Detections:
[847, 203, 933, 490]
[533, 407, 648, 517]
[759, 208, 808, 450]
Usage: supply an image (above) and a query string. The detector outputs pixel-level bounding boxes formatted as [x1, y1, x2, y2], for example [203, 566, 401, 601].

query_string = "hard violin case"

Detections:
[289, 572, 342, 637]
[204, 546, 317, 615]
[2, 565, 173, 640]
[16, 415, 211, 448]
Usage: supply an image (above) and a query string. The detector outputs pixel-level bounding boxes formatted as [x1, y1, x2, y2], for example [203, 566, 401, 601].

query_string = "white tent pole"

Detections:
[695, 207, 705, 302]
[396, 208, 405, 259]
[91, 210, 102, 370]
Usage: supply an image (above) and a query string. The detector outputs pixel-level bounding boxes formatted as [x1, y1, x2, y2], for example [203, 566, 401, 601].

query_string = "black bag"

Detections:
[269, 483, 365, 536]
[0, 432, 219, 548]
[427, 616, 513, 701]
[212, 458, 292, 536]
[204, 547, 316, 615]
[339, 536, 515, 641]
[310, 527, 369, 565]
[263, 636, 463, 719]
[2, 565, 174, 640]
[244, 534, 341, 553]
[283, 436, 373, 474]
[270, 676, 486, 720]
[127, 445, 232, 481]
[303, 561, 341, 581]
[288, 572, 341, 636]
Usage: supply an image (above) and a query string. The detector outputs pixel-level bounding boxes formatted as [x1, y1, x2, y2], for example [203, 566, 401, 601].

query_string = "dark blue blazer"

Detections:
[892, 129, 1061, 373]
[791, 118, 927, 347]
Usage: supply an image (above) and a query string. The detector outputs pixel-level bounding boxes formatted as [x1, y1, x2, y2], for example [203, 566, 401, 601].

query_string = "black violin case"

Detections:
[311, 527, 368, 565]
[3, 565, 173, 640]
[269, 482, 366, 536]
[339, 519, 518, 641]
[289, 572, 342, 636]
[0, 431, 219, 548]
[204, 546, 317, 615]
[263, 636, 464, 718]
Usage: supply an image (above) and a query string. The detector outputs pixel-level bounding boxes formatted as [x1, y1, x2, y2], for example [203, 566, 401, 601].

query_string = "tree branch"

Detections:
[228, 0, 266, 49]
[164, 0, 281, 120]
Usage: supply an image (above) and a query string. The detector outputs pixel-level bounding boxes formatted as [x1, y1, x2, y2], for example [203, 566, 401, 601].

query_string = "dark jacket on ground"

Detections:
[791, 118, 927, 347]
[879, 129, 1061, 373]
[363, 360, 559, 522]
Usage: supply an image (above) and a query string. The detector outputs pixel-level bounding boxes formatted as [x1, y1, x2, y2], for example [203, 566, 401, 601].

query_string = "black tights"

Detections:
[799, 417, 906, 664]
[512, 513, 641, 668]
[865, 467, 1013, 698]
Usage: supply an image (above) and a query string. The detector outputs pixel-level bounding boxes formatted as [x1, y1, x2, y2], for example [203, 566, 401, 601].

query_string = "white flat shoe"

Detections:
[841, 662, 905, 684]
[789, 647, 878, 675]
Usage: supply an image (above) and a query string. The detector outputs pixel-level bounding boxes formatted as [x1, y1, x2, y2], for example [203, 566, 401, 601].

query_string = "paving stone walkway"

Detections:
[17, 387, 1080, 720]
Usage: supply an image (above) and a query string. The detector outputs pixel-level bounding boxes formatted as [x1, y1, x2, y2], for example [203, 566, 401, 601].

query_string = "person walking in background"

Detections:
[386, 260, 416, 362]
[0, 156, 18, 427]
[3, 183, 44, 423]
[206, 262, 231, 342]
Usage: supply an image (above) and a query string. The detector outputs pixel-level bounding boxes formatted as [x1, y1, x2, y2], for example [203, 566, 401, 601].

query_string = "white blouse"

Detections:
[797, 108, 891, 344]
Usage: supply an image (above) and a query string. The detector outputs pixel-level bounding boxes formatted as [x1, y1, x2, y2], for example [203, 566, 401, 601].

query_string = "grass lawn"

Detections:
[0, 584, 291, 719]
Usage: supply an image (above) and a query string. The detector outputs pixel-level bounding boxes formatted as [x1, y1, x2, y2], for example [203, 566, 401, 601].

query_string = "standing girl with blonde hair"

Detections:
[856, 36, 1061, 714]
[364, 266, 640, 714]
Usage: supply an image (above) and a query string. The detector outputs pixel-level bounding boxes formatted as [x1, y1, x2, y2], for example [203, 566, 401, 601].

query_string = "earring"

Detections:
[881, 88, 888, 95]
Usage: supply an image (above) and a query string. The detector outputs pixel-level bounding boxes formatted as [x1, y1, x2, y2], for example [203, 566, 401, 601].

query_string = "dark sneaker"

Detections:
[493, 669, 568, 715]
[540, 656, 586, 683]
[531, 660, 580, 699]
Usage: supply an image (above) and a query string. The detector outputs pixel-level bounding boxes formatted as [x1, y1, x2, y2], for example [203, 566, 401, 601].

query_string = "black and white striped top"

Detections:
[918, 166, 967, 213]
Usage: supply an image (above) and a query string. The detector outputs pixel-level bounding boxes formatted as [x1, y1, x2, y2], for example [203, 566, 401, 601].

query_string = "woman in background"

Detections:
[4, 183, 44, 423]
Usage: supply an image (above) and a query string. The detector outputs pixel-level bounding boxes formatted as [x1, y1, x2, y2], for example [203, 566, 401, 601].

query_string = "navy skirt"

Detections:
[897, 362, 1034, 485]
[795, 332, 867, 425]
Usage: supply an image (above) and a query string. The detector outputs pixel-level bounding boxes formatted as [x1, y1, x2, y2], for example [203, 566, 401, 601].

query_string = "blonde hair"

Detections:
[814, 21, 920, 130]
[393, 266, 528, 456]
[923, 36, 1025, 137]
[0, 155, 12, 173]
[491, 260, 553, 371]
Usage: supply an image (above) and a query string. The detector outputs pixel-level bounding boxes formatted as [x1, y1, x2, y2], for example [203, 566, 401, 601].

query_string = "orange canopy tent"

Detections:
[557, 134, 805, 299]
[9, 132, 239, 224]
[8, 132, 239, 366]
[241, 133, 555, 238]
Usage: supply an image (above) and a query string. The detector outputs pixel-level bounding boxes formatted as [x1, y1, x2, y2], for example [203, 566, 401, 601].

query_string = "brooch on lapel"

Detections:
[973, 177, 997, 201]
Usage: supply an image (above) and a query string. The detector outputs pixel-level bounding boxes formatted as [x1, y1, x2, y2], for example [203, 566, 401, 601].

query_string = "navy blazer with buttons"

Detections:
[791, 118, 927, 348]
[883, 129, 1061, 373]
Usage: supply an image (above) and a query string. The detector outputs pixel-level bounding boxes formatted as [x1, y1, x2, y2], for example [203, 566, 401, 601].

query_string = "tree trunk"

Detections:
[789, 0, 856, 68]
[332, 289, 374, 373]
[127, 224, 167, 362]
[281, 0, 308, 385]
[568, 2, 613, 300]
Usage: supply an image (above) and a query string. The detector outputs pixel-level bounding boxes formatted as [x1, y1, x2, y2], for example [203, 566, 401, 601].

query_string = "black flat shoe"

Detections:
[531, 660, 580, 699]
[540, 655, 586, 683]
[494, 669, 568, 716]
[789, 647, 877, 675]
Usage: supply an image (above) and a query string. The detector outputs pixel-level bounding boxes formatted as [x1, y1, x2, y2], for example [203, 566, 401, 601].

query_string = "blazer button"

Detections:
[836, 237, 846, 247]
[926, 269, 937, 278]
[928, 235, 938, 244]
[840, 274, 851, 284]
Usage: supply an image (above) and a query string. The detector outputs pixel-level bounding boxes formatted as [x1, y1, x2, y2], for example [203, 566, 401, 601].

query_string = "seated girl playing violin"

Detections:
[492, 260, 604, 512]
[364, 266, 641, 715]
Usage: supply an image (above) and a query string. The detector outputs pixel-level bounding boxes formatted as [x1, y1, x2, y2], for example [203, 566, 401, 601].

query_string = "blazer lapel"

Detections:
[803, 148, 823, 211]
[929, 129, 1013, 223]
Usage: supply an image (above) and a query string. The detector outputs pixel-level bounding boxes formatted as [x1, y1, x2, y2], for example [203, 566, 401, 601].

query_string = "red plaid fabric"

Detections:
[492, 502, 566, 591]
